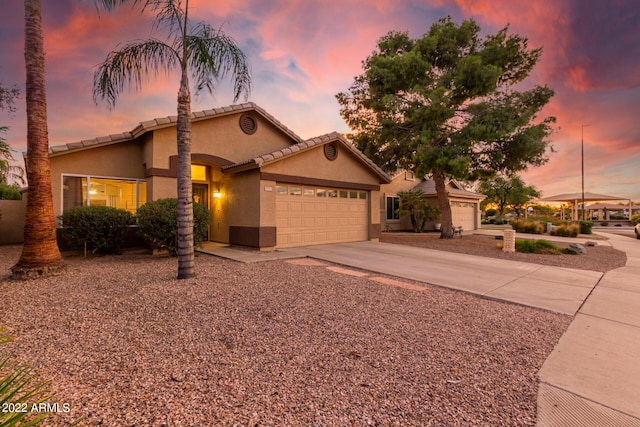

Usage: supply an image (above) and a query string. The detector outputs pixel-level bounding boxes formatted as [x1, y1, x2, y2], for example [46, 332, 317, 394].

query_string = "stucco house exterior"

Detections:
[47, 103, 391, 249]
[381, 171, 485, 232]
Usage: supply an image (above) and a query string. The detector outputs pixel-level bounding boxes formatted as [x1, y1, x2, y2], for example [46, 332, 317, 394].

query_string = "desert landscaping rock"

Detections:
[381, 233, 626, 272]
[1, 244, 571, 426]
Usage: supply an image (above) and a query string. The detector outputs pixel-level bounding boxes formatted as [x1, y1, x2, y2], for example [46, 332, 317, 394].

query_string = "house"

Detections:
[381, 171, 485, 232]
[47, 103, 391, 249]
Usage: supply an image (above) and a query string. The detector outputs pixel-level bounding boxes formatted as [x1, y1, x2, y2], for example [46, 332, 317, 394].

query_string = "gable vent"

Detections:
[239, 113, 258, 135]
[324, 142, 338, 161]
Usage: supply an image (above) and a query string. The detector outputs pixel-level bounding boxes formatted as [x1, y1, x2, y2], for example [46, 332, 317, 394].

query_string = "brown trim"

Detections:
[229, 226, 276, 248]
[369, 223, 381, 239]
[145, 153, 234, 178]
[260, 172, 380, 191]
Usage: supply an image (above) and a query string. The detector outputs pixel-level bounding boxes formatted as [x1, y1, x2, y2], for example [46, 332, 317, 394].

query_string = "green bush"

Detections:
[59, 206, 134, 254]
[600, 221, 609, 226]
[551, 223, 580, 237]
[631, 214, 640, 226]
[510, 219, 545, 234]
[578, 220, 593, 234]
[0, 183, 22, 200]
[515, 239, 561, 254]
[515, 239, 537, 253]
[137, 198, 210, 256]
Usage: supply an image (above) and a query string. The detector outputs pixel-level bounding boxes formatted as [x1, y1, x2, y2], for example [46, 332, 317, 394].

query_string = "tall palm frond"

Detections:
[185, 24, 251, 101]
[0, 131, 26, 186]
[93, 40, 179, 107]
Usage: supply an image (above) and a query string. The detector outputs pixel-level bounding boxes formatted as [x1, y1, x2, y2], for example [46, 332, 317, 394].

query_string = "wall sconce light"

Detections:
[212, 183, 222, 199]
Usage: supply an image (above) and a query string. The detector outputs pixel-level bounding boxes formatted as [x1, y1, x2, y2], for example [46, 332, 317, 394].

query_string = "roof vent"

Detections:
[324, 142, 338, 161]
[239, 113, 258, 135]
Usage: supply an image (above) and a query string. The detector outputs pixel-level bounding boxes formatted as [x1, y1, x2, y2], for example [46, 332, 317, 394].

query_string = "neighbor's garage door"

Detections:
[451, 201, 477, 231]
[276, 184, 369, 248]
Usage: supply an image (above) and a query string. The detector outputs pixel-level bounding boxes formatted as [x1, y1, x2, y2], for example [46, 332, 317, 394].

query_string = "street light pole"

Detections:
[581, 125, 585, 220]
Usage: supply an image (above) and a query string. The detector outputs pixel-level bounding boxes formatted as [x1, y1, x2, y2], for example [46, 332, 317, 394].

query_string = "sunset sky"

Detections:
[1, 0, 638, 200]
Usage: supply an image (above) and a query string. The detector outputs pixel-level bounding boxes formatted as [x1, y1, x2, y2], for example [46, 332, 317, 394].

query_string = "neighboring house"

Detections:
[381, 172, 485, 232]
[46, 103, 391, 249]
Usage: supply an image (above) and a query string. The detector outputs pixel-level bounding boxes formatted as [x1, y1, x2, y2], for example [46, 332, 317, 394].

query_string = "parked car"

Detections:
[635, 223, 640, 239]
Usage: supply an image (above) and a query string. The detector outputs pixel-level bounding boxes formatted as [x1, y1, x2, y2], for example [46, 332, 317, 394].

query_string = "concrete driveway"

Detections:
[284, 241, 603, 315]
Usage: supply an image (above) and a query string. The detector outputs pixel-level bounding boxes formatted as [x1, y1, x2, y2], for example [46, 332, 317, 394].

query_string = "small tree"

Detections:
[397, 189, 441, 232]
[479, 174, 539, 219]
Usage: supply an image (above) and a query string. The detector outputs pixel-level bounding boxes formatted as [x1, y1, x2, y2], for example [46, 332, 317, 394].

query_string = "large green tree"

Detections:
[337, 17, 555, 238]
[12, 0, 66, 280]
[479, 174, 540, 219]
[94, 0, 251, 279]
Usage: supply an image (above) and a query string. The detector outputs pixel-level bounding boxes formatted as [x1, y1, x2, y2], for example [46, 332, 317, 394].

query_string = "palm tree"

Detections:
[94, 0, 251, 279]
[0, 128, 26, 186]
[11, 0, 66, 280]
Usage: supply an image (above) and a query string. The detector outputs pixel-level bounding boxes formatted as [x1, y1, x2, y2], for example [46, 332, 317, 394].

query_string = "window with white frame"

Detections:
[386, 195, 400, 220]
[62, 175, 147, 214]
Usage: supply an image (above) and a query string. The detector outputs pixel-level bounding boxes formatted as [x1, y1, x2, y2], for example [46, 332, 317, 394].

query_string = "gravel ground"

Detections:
[0, 244, 573, 426]
[381, 233, 627, 272]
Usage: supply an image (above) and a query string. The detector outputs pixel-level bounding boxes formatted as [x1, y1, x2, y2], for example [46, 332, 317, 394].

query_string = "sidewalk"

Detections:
[537, 231, 640, 426]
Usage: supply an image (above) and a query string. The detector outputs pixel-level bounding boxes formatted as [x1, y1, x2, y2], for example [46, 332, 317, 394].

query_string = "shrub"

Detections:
[515, 239, 537, 253]
[551, 223, 580, 237]
[631, 214, 640, 226]
[0, 183, 22, 200]
[600, 221, 609, 226]
[510, 219, 545, 234]
[137, 198, 210, 255]
[59, 206, 134, 254]
[515, 239, 561, 254]
[578, 220, 593, 234]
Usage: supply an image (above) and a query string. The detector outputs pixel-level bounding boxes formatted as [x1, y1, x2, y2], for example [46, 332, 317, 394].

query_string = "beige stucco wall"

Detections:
[261, 144, 381, 186]
[209, 170, 262, 243]
[0, 196, 27, 244]
[380, 172, 418, 231]
[49, 140, 145, 217]
[149, 113, 293, 168]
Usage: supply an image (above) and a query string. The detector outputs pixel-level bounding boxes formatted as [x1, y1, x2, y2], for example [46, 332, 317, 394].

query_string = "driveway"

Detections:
[284, 241, 603, 315]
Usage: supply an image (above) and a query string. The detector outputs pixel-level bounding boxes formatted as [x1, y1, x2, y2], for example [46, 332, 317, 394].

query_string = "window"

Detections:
[316, 189, 326, 197]
[289, 187, 302, 196]
[191, 164, 207, 181]
[339, 190, 348, 198]
[303, 188, 315, 196]
[62, 175, 146, 214]
[359, 192, 367, 200]
[386, 195, 400, 220]
[276, 185, 288, 195]
[327, 189, 338, 198]
[349, 191, 358, 199]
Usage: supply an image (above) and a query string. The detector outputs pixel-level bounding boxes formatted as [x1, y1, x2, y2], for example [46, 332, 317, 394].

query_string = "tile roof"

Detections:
[222, 132, 391, 183]
[48, 102, 304, 155]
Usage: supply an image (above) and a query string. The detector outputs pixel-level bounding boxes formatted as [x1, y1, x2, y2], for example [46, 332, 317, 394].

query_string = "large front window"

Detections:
[62, 175, 147, 214]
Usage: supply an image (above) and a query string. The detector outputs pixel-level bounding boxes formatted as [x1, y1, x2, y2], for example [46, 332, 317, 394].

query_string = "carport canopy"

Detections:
[540, 192, 632, 220]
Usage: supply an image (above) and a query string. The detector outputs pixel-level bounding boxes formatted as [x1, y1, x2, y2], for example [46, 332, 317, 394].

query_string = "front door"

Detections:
[193, 183, 209, 240]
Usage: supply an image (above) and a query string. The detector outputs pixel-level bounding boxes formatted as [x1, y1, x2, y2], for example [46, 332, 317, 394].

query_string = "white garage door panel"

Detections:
[276, 184, 369, 248]
[451, 202, 476, 231]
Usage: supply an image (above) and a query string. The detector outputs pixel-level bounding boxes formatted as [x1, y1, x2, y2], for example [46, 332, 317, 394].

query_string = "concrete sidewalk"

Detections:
[537, 232, 640, 426]
[284, 240, 602, 315]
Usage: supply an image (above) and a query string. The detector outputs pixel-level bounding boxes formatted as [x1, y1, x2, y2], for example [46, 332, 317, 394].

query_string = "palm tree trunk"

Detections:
[434, 171, 454, 239]
[176, 70, 195, 279]
[12, 0, 65, 280]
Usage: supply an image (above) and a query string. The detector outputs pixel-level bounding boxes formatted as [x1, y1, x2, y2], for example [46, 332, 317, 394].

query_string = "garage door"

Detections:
[276, 184, 368, 248]
[451, 201, 477, 231]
